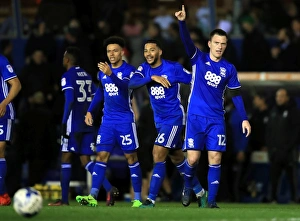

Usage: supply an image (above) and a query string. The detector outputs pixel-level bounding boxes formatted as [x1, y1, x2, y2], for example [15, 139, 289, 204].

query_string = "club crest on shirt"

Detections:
[137, 66, 143, 71]
[117, 72, 123, 79]
[187, 138, 194, 148]
[162, 75, 168, 79]
[61, 78, 66, 86]
[220, 67, 226, 77]
[129, 71, 134, 78]
[6, 65, 13, 73]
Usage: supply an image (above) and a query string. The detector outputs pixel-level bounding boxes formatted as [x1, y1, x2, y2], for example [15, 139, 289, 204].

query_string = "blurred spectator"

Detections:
[241, 0, 298, 35]
[90, 0, 128, 36]
[221, 95, 249, 202]
[19, 49, 57, 113]
[239, 14, 271, 71]
[248, 91, 270, 152]
[36, 0, 76, 34]
[91, 19, 112, 66]
[0, 39, 13, 65]
[122, 12, 144, 38]
[166, 22, 187, 66]
[24, 19, 57, 64]
[189, 27, 208, 51]
[59, 18, 96, 80]
[268, 27, 300, 71]
[15, 91, 59, 186]
[153, 6, 175, 39]
[238, 90, 270, 200]
[217, 18, 240, 69]
[195, 1, 210, 37]
[122, 12, 145, 67]
[266, 88, 300, 203]
[291, 17, 300, 47]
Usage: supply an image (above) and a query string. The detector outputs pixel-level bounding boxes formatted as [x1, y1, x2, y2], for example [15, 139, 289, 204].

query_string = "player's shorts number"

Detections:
[155, 133, 165, 144]
[120, 134, 132, 145]
[0, 125, 4, 135]
[217, 134, 226, 146]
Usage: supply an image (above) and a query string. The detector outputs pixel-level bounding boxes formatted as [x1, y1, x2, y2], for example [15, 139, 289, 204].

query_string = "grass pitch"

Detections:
[2, 200, 300, 221]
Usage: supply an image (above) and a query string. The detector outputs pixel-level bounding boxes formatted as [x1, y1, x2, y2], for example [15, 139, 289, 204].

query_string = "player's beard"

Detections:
[148, 55, 159, 66]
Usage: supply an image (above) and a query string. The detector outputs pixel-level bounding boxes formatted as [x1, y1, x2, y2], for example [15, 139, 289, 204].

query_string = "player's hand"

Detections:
[175, 5, 186, 21]
[151, 75, 171, 88]
[242, 120, 251, 137]
[85, 112, 93, 126]
[0, 102, 7, 117]
[98, 62, 112, 76]
[61, 123, 69, 139]
[60, 123, 69, 145]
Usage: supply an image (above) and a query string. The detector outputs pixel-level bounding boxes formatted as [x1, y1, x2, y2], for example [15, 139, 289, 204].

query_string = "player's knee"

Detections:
[169, 151, 185, 164]
[125, 152, 138, 164]
[61, 152, 72, 163]
[186, 155, 199, 166]
[152, 145, 168, 162]
[96, 152, 110, 162]
[208, 152, 222, 165]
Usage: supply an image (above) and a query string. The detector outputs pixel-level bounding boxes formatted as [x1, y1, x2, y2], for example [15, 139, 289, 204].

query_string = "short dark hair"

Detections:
[103, 36, 125, 48]
[65, 46, 80, 65]
[209, 28, 228, 41]
[144, 39, 162, 50]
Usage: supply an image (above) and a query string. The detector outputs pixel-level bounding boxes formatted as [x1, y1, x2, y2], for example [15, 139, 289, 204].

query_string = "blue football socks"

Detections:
[61, 163, 72, 203]
[128, 162, 142, 201]
[184, 161, 197, 189]
[85, 161, 112, 192]
[90, 162, 107, 199]
[0, 159, 7, 194]
[148, 161, 166, 201]
[208, 164, 221, 203]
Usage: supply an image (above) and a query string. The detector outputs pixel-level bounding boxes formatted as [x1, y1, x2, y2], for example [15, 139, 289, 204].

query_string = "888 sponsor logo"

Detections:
[150, 86, 165, 99]
[104, 83, 119, 96]
[204, 71, 221, 88]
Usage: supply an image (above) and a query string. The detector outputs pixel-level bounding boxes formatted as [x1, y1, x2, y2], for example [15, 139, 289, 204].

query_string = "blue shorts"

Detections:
[96, 123, 139, 154]
[0, 118, 13, 142]
[155, 124, 183, 149]
[183, 114, 226, 152]
[61, 131, 96, 155]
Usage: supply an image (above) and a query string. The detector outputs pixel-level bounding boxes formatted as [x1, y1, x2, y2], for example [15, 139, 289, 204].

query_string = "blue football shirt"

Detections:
[0, 55, 18, 119]
[188, 51, 241, 119]
[130, 59, 191, 126]
[97, 61, 136, 124]
[61, 66, 97, 133]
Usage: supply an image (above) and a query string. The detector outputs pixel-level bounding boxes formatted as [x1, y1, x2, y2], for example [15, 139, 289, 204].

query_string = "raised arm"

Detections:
[175, 5, 197, 58]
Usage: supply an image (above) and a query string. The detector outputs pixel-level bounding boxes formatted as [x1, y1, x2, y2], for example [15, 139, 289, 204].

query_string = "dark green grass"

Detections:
[2, 200, 300, 221]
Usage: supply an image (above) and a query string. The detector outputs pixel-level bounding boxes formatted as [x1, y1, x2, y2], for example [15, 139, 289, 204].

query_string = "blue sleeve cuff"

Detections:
[232, 95, 248, 121]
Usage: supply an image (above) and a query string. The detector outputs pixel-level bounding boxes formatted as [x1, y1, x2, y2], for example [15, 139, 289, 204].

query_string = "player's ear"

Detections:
[159, 49, 162, 56]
